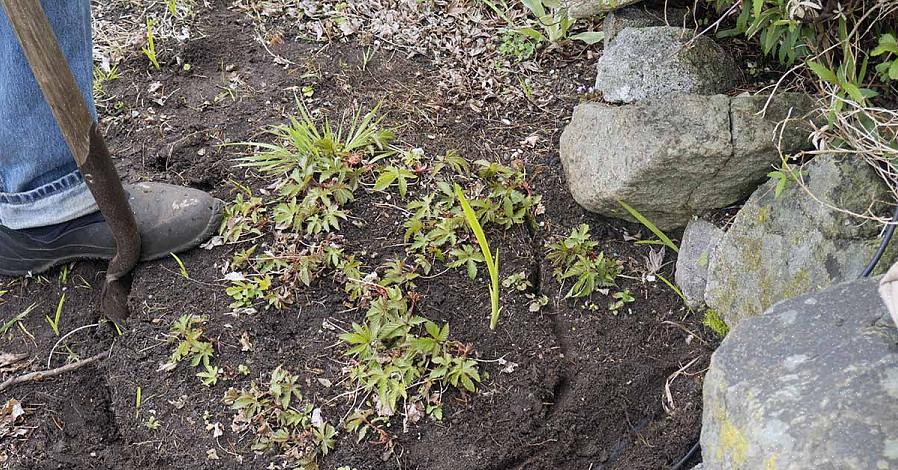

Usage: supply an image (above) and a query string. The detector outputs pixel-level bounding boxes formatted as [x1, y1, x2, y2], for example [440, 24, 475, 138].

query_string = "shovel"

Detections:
[1, 0, 141, 321]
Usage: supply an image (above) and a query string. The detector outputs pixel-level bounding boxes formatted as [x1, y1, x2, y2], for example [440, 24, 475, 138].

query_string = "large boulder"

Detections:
[563, 0, 645, 18]
[602, 7, 692, 47]
[559, 92, 814, 229]
[595, 27, 737, 103]
[701, 277, 898, 469]
[676, 219, 725, 308]
[704, 155, 898, 327]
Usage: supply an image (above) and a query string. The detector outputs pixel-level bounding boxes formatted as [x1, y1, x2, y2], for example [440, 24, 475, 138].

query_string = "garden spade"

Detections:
[1, 0, 141, 321]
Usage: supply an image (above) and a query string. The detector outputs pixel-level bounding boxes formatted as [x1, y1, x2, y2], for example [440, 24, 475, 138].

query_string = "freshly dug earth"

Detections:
[0, 3, 713, 469]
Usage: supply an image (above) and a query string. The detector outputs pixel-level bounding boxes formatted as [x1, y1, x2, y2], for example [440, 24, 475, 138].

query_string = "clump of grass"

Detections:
[703, 309, 730, 338]
[141, 18, 161, 70]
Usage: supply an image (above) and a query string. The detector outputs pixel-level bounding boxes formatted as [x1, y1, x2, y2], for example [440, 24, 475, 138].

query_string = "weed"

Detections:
[135, 386, 142, 419]
[547, 224, 621, 298]
[144, 413, 162, 430]
[162, 315, 218, 386]
[197, 364, 222, 387]
[502, 272, 531, 292]
[518, 0, 576, 43]
[497, 31, 536, 62]
[456, 185, 501, 329]
[92, 64, 120, 97]
[873, 33, 898, 81]
[618, 200, 679, 253]
[340, 287, 481, 436]
[1, 304, 34, 336]
[609, 289, 635, 314]
[170, 253, 189, 279]
[223, 366, 335, 466]
[703, 309, 730, 338]
[142, 18, 161, 70]
[45, 294, 65, 336]
[374, 165, 417, 199]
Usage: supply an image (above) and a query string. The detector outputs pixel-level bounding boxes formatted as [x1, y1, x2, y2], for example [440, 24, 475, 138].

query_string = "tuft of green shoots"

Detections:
[618, 200, 679, 253]
[2, 304, 34, 335]
[46, 294, 65, 336]
[142, 18, 160, 70]
[455, 184, 501, 329]
[170, 252, 189, 279]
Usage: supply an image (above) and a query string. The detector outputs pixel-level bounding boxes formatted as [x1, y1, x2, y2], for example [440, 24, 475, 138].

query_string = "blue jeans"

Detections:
[0, 0, 97, 230]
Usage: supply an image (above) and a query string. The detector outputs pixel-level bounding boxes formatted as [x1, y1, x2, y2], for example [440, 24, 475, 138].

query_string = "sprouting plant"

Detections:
[135, 386, 143, 419]
[170, 253, 189, 279]
[448, 244, 485, 280]
[197, 364, 222, 387]
[873, 32, 898, 81]
[609, 290, 635, 314]
[516, 0, 603, 45]
[456, 185, 501, 330]
[45, 294, 65, 336]
[92, 64, 120, 97]
[497, 31, 536, 62]
[618, 200, 679, 253]
[547, 224, 621, 298]
[166, 0, 178, 15]
[1, 304, 33, 336]
[374, 165, 417, 198]
[144, 413, 162, 430]
[162, 315, 217, 381]
[142, 18, 161, 70]
[223, 366, 334, 465]
[502, 272, 531, 292]
[767, 167, 793, 199]
[339, 287, 481, 437]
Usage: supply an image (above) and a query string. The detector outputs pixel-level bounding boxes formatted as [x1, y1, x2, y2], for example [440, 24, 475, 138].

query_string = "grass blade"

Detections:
[617, 200, 679, 253]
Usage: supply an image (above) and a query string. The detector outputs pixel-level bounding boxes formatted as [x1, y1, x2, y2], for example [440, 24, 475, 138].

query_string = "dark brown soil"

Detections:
[0, 3, 715, 469]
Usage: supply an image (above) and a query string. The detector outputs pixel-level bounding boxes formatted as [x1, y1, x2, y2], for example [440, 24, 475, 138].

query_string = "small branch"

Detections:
[0, 350, 110, 393]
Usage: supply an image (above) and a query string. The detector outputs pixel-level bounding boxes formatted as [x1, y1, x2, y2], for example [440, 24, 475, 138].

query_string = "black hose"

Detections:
[669, 440, 700, 470]
[668, 203, 898, 470]
[860, 204, 898, 278]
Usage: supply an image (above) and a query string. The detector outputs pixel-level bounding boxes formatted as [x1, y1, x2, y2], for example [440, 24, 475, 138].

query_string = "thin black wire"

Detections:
[668, 204, 898, 470]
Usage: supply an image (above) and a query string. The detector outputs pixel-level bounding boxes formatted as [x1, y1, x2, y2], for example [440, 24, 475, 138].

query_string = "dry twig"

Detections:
[0, 350, 109, 394]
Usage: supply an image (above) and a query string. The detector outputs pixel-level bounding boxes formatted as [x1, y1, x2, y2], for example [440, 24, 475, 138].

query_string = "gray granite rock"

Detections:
[559, 92, 814, 229]
[603, 7, 692, 47]
[704, 155, 898, 327]
[676, 220, 725, 308]
[595, 27, 736, 103]
[563, 0, 645, 18]
[701, 277, 898, 469]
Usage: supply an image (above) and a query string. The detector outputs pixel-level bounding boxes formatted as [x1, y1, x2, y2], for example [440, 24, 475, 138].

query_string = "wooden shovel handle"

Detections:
[1, 0, 141, 320]
[0, 0, 92, 165]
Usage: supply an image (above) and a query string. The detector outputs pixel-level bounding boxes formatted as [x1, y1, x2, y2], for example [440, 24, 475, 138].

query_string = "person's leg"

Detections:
[0, 0, 98, 230]
[0, 1, 224, 277]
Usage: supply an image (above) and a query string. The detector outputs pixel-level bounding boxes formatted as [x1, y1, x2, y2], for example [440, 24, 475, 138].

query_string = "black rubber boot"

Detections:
[0, 183, 224, 276]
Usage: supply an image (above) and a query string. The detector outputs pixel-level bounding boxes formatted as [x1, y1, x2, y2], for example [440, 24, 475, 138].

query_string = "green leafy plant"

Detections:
[609, 289, 635, 313]
[498, 31, 537, 61]
[872, 32, 898, 81]
[45, 294, 65, 336]
[456, 185, 501, 330]
[142, 18, 161, 70]
[339, 287, 481, 438]
[618, 200, 679, 253]
[163, 315, 218, 385]
[224, 366, 336, 465]
[547, 224, 621, 298]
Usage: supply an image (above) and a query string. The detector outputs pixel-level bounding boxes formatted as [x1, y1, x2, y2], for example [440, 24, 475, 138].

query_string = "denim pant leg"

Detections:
[0, 0, 98, 230]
